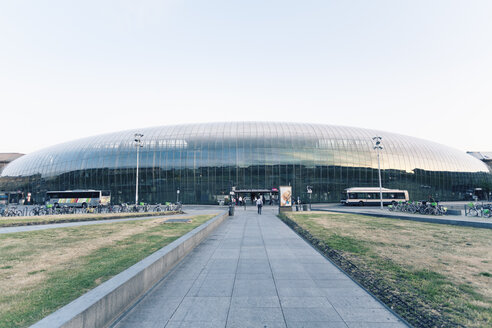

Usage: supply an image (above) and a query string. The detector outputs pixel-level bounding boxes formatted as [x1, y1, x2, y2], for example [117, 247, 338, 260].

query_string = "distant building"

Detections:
[0, 153, 24, 174]
[467, 152, 492, 172]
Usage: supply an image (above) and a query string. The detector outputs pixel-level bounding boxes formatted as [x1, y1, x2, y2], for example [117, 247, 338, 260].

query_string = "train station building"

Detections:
[0, 122, 490, 204]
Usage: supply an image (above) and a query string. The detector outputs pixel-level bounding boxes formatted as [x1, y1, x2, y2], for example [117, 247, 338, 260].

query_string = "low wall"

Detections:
[31, 211, 228, 328]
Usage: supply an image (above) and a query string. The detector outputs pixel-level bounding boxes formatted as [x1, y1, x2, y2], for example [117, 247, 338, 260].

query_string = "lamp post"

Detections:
[134, 133, 144, 206]
[372, 136, 384, 210]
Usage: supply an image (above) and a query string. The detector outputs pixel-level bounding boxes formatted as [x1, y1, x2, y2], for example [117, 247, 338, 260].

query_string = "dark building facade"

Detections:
[1, 122, 490, 204]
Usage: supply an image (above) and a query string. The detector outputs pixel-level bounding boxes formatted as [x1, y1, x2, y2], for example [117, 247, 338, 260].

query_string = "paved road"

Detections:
[113, 207, 406, 328]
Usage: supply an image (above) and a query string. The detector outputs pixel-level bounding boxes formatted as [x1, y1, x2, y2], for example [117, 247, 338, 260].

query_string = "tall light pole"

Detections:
[373, 136, 384, 210]
[134, 133, 144, 206]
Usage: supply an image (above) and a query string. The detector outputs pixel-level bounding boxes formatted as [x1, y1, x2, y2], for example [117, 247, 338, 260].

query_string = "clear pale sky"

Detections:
[1, 0, 491, 154]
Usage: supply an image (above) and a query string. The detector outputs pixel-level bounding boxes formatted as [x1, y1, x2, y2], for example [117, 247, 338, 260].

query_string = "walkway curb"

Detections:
[314, 208, 492, 229]
[31, 211, 228, 328]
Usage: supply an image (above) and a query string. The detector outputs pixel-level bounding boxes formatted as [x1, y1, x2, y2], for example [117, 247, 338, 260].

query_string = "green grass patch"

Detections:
[0, 213, 216, 327]
[282, 211, 492, 328]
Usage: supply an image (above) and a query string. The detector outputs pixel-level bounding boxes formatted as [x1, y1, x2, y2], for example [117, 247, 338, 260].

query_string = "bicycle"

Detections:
[482, 204, 492, 218]
[466, 202, 481, 217]
[3, 206, 23, 217]
[142, 203, 150, 212]
[120, 203, 130, 213]
[107, 204, 120, 213]
[404, 201, 418, 214]
[29, 205, 47, 216]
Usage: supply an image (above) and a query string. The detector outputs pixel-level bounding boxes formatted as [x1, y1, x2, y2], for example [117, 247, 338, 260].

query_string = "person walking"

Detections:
[256, 196, 263, 214]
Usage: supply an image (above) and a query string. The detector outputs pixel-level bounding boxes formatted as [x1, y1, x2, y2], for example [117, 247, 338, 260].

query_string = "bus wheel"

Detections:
[82, 203, 87, 209]
[359, 201, 364, 206]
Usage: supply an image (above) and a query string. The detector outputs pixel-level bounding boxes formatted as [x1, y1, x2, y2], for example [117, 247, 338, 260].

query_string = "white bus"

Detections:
[341, 187, 409, 206]
[46, 190, 111, 208]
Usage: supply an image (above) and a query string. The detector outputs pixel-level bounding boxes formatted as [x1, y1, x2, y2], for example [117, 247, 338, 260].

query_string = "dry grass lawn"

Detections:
[285, 211, 492, 327]
[308, 212, 491, 298]
[0, 214, 216, 327]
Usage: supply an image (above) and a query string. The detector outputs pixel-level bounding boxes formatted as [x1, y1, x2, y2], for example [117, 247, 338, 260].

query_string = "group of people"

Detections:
[233, 195, 265, 214]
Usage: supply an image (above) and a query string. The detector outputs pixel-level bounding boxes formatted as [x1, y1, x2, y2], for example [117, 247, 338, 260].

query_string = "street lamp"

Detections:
[176, 189, 180, 203]
[372, 136, 384, 210]
[134, 133, 144, 206]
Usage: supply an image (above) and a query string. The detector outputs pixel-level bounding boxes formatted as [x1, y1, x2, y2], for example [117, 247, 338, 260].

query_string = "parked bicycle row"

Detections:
[465, 202, 492, 218]
[388, 200, 448, 216]
[0, 202, 182, 217]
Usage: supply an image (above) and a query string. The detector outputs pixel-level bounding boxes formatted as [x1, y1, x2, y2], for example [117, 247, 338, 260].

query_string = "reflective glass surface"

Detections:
[1, 122, 491, 204]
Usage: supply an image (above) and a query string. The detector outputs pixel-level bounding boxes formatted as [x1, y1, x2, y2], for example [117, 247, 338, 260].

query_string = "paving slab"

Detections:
[113, 206, 408, 328]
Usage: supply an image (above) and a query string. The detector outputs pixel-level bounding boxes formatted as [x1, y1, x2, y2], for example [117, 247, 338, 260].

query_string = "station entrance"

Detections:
[233, 189, 279, 205]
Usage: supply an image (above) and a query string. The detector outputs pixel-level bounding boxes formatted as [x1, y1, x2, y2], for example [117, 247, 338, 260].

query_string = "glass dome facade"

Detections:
[1, 122, 490, 204]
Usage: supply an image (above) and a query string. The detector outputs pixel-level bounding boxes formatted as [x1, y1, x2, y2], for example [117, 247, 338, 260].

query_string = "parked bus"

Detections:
[46, 190, 111, 208]
[341, 187, 409, 206]
[0, 191, 25, 205]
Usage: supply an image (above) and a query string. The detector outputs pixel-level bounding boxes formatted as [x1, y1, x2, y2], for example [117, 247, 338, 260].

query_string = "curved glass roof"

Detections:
[2, 122, 489, 177]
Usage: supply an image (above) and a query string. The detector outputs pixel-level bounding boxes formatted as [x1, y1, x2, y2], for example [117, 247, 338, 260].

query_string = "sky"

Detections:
[1, 0, 491, 154]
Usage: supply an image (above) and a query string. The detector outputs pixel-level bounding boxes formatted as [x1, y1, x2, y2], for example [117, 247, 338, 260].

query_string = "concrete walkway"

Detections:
[113, 207, 407, 328]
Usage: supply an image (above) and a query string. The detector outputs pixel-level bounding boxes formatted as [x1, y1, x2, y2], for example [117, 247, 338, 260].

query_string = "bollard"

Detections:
[228, 204, 234, 216]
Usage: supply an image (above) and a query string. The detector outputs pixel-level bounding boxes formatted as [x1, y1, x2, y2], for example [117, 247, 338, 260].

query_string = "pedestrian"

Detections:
[239, 196, 243, 206]
[256, 196, 263, 214]
[428, 195, 436, 203]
